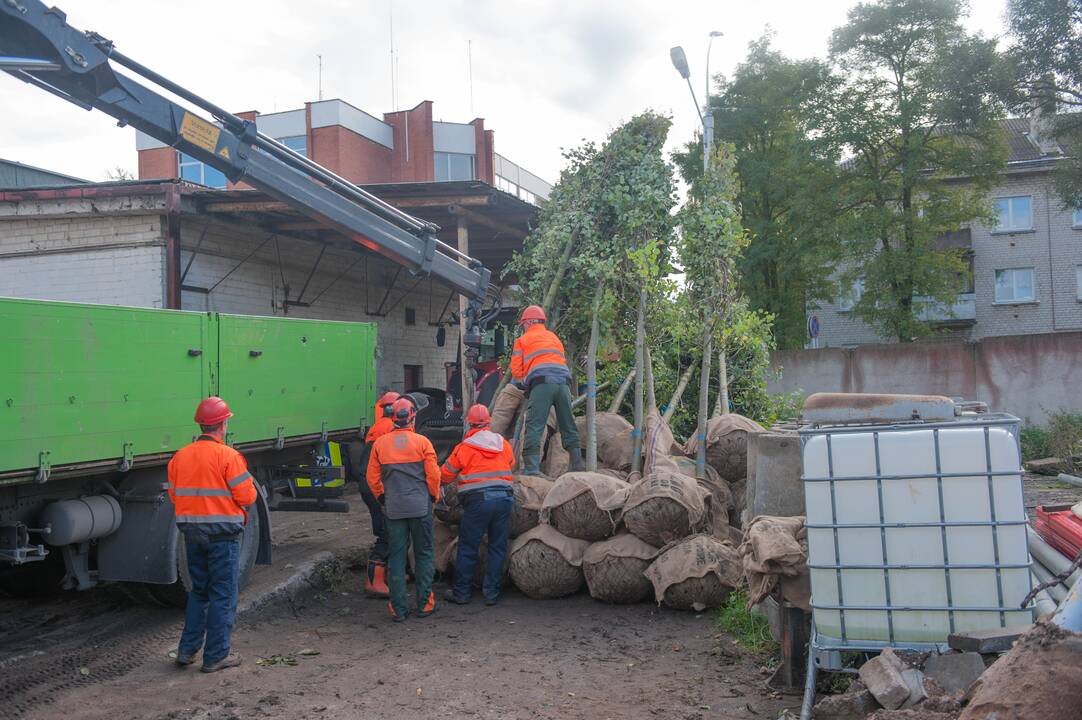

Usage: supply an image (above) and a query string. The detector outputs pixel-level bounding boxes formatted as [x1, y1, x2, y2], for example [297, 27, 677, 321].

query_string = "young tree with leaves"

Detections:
[822, 0, 1007, 341]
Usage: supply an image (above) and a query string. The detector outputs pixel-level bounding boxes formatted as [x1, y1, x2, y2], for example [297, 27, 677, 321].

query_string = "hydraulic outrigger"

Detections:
[0, 0, 493, 316]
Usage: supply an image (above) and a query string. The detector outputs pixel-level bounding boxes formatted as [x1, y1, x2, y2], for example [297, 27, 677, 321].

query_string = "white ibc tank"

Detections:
[803, 418, 1031, 645]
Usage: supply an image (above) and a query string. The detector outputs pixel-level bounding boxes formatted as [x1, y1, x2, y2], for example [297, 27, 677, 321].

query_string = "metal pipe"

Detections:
[1028, 526, 1082, 587]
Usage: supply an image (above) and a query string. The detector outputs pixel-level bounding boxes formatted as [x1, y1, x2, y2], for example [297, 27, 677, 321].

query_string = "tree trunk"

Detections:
[663, 362, 696, 424]
[608, 367, 636, 414]
[631, 284, 647, 474]
[585, 283, 604, 471]
[644, 346, 658, 416]
[695, 316, 714, 480]
[713, 347, 729, 417]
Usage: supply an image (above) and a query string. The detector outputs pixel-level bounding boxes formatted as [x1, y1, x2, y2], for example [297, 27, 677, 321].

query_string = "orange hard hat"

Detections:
[519, 305, 546, 325]
[194, 396, 233, 425]
[465, 404, 491, 427]
[377, 391, 401, 415]
[391, 397, 417, 427]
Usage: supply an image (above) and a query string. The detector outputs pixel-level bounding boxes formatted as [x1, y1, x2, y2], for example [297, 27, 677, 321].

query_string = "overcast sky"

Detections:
[0, 0, 1008, 184]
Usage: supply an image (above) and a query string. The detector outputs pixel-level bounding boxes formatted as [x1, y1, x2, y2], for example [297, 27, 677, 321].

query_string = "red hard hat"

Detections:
[378, 391, 400, 410]
[391, 397, 417, 427]
[519, 305, 546, 325]
[194, 396, 233, 425]
[465, 404, 491, 427]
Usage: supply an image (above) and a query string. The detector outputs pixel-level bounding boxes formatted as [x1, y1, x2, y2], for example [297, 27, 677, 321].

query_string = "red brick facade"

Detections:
[383, 101, 435, 183]
[138, 147, 177, 180]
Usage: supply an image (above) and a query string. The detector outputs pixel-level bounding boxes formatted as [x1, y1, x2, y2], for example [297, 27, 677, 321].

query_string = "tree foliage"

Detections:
[822, 0, 1007, 341]
[1008, 0, 1082, 206]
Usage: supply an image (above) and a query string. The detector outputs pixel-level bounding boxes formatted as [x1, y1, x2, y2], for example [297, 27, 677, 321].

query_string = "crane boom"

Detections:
[0, 0, 491, 301]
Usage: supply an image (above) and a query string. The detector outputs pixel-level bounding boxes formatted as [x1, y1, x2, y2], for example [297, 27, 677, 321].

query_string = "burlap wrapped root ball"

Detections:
[582, 533, 659, 604]
[508, 524, 591, 599]
[682, 413, 765, 481]
[645, 534, 744, 611]
[540, 472, 629, 542]
[511, 474, 554, 538]
[435, 481, 464, 525]
[622, 471, 710, 547]
[543, 413, 637, 478]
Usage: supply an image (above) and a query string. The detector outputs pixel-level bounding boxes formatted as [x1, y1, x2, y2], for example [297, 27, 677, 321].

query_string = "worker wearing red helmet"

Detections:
[510, 305, 584, 475]
[166, 396, 257, 673]
[354, 390, 401, 597]
[366, 397, 441, 622]
[440, 404, 516, 605]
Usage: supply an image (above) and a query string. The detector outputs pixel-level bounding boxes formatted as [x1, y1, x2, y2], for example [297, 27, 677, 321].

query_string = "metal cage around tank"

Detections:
[797, 413, 1035, 719]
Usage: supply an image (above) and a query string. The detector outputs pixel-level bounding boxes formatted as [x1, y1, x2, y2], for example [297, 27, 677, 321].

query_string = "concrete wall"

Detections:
[769, 331, 1082, 425]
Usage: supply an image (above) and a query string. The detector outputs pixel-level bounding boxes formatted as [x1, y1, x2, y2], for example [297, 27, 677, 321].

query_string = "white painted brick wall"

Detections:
[177, 221, 458, 392]
[810, 168, 1082, 347]
[0, 214, 165, 307]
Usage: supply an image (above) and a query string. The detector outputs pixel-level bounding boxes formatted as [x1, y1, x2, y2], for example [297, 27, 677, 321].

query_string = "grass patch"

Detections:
[717, 589, 778, 655]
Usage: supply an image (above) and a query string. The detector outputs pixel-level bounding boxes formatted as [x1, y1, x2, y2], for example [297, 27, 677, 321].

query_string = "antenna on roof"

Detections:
[389, 1, 397, 110]
[468, 40, 474, 116]
[317, 54, 323, 101]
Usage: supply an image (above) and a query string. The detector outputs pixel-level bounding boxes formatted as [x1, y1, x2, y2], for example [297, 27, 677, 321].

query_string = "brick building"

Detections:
[810, 115, 1082, 348]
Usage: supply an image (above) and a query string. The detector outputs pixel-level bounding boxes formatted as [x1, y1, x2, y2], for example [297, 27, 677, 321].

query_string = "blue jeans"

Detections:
[179, 537, 240, 665]
[454, 488, 513, 601]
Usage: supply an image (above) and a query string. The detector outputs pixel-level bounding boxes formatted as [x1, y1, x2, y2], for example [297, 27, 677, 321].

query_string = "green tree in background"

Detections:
[822, 0, 1007, 341]
[1008, 0, 1082, 206]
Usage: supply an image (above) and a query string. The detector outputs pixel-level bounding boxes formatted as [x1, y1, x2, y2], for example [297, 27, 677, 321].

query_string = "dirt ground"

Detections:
[22, 563, 793, 720]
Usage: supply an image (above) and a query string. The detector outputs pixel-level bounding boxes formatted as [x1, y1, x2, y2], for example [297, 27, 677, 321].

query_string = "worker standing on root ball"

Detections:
[167, 396, 257, 673]
[356, 391, 400, 598]
[441, 404, 516, 605]
[366, 397, 441, 622]
[511, 305, 583, 476]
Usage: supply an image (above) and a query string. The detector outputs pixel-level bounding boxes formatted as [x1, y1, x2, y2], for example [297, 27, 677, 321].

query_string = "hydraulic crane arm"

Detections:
[0, 0, 491, 301]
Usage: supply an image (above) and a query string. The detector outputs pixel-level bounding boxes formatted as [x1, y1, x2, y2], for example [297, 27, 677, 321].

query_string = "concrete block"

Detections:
[811, 689, 879, 719]
[899, 668, 927, 708]
[858, 649, 910, 710]
[947, 625, 1031, 654]
[923, 652, 986, 694]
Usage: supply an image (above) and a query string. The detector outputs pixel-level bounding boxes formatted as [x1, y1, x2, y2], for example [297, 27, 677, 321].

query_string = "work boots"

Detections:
[201, 653, 242, 673]
[365, 560, 390, 597]
[568, 447, 586, 472]
[522, 454, 543, 476]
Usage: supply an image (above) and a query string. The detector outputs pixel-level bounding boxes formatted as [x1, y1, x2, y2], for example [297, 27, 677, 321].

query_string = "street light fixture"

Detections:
[670, 32, 722, 173]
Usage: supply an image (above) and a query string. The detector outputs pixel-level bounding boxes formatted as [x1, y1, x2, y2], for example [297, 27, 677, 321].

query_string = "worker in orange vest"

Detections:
[355, 391, 400, 597]
[366, 397, 441, 622]
[441, 404, 515, 605]
[167, 396, 257, 673]
[510, 305, 583, 475]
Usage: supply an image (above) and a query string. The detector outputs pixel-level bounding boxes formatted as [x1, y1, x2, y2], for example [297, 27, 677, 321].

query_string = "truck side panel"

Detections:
[0, 298, 210, 474]
[217, 314, 376, 445]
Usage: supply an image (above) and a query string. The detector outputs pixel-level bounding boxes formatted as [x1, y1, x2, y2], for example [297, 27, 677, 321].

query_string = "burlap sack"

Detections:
[543, 413, 637, 476]
[540, 472, 630, 541]
[642, 410, 683, 475]
[662, 455, 732, 540]
[644, 534, 744, 611]
[511, 474, 554, 538]
[739, 515, 810, 611]
[434, 519, 458, 574]
[623, 471, 709, 547]
[490, 384, 525, 437]
[508, 524, 590, 599]
[682, 413, 765, 481]
[434, 482, 464, 526]
[583, 533, 659, 604]
[541, 426, 570, 477]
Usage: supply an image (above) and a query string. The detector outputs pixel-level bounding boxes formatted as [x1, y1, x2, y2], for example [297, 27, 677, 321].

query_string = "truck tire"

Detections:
[144, 508, 262, 608]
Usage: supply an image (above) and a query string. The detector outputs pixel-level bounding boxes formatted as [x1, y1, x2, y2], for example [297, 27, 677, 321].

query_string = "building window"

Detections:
[404, 364, 423, 391]
[434, 152, 475, 181]
[178, 152, 227, 189]
[276, 135, 307, 157]
[518, 187, 536, 204]
[1076, 266, 1082, 300]
[994, 267, 1035, 303]
[496, 175, 517, 194]
[993, 196, 1032, 232]
[837, 277, 864, 312]
[405, 307, 416, 326]
[1074, 207, 1082, 228]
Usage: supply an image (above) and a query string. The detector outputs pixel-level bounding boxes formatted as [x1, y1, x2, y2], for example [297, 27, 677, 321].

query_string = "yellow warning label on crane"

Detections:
[179, 112, 221, 155]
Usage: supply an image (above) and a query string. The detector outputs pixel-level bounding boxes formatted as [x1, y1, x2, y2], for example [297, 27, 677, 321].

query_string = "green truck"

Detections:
[0, 296, 377, 603]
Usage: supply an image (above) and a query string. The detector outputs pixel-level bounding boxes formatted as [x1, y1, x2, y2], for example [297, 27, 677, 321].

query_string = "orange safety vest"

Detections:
[441, 428, 515, 494]
[366, 416, 395, 443]
[167, 435, 257, 537]
[366, 427, 441, 519]
[510, 323, 570, 387]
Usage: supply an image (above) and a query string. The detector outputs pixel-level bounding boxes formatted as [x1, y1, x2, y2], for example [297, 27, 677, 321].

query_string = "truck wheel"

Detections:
[144, 509, 262, 608]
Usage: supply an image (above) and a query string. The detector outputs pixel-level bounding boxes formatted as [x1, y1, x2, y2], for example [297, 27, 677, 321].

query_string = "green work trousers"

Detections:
[386, 509, 435, 618]
[523, 381, 580, 461]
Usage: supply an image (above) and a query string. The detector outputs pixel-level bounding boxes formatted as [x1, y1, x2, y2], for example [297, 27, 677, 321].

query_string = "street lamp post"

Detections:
[671, 32, 722, 481]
